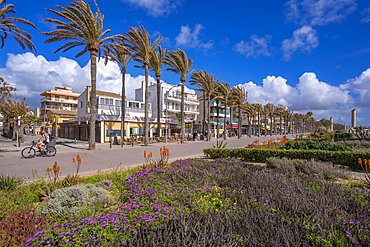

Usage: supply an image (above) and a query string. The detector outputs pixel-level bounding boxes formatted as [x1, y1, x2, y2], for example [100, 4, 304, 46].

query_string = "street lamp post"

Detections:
[164, 83, 183, 144]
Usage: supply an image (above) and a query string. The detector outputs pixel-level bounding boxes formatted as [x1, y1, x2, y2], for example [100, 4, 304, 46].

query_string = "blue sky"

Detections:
[1, 0, 370, 125]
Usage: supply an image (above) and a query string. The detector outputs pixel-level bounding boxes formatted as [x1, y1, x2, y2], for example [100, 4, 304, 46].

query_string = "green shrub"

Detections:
[203, 148, 370, 170]
[38, 181, 114, 217]
[278, 140, 352, 151]
[334, 131, 353, 141]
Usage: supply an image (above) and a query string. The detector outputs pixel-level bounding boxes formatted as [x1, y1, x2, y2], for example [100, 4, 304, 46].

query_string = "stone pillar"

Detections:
[101, 120, 105, 143]
[351, 109, 356, 127]
[330, 117, 333, 131]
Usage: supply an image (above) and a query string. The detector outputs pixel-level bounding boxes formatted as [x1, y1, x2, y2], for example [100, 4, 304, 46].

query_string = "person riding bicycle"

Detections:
[35, 128, 49, 152]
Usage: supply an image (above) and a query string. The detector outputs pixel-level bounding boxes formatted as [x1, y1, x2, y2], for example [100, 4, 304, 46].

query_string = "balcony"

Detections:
[164, 94, 199, 103]
[41, 97, 77, 104]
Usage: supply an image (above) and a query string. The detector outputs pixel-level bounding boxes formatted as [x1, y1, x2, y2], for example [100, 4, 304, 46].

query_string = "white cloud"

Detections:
[361, 7, 370, 23]
[121, 0, 181, 17]
[281, 25, 319, 60]
[237, 72, 356, 123]
[285, 0, 357, 26]
[175, 24, 213, 50]
[340, 68, 370, 107]
[234, 35, 272, 58]
[0, 52, 157, 109]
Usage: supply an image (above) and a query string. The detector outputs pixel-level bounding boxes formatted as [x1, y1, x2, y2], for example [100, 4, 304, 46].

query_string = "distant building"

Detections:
[135, 81, 199, 135]
[40, 86, 79, 123]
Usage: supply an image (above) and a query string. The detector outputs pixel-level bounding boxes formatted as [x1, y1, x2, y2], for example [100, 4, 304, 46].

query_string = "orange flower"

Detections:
[78, 159, 81, 165]
[73, 157, 75, 163]
[144, 150, 146, 158]
[77, 155, 80, 160]
[364, 159, 368, 165]
[358, 158, 362, 164]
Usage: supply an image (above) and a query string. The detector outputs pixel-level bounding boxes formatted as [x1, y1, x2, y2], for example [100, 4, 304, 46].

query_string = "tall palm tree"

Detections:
[254, 103, 262, 137]
[210, 79, 221, 138]
[232, 86, 247, 139]
[293, 113, 299, 134]
[146, 45, 167, 137]
[165, 49, 194, 143]
[215, 81, 232, 140]
[306, 111, 313, 132]
[0, 0, 39, 51]
[190, 70, 217, 141]
[43, 0, 124, 150]
[124, 25, 162, 146]
[265, 103, 275, 136]
[285, 110, 292, 135]
[274, 107, 283, 135]
[104, 40, 132, 147]
[242, 103, 253, 138]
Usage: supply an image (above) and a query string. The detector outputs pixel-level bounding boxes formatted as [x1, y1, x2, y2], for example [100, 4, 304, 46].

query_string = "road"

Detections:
[0, 133, 297, 180]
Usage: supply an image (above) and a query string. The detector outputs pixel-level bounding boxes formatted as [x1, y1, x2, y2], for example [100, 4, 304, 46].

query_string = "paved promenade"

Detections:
[0, 133, 296, 179]
[0, 133, 365, 181]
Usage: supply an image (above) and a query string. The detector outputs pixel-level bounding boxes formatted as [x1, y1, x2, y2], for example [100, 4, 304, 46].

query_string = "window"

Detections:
[115, 100, 120, 106]
[100, 97, 105, 104]
[104, 98, 109, 105]
[141, 103, 144, 109]
[109, 99, 113, 105]
[66, 96, 68, 100]
[129, 102, 133, 107]
[172, 102, 174, 109]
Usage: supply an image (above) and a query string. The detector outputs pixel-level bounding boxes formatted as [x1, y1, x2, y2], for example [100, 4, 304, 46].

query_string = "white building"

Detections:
[75, 86, 177, 143]
[135, 81, 199, 135]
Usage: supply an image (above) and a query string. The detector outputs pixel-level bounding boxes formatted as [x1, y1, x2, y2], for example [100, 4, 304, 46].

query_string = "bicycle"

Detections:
[21, 140, 57, 158]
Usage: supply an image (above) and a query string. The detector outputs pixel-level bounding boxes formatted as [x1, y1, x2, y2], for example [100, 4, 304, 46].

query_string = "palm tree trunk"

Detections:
[216, 100, 220, 139]
[121, 69, 126, 147]
[144, 63, 149, 146]
[180, 81, 185, 143]
[223, 100, 227, 140]
[156, 76, 161, 138]
[238, 105, 241, 139]
[270, 113, 273, 136]
[89, 50, 97, 150]
[248, 115, 252, 137]
[257, 113, 260, 137]
[229, 106, 233, 137]
[207, 94, 211, 141]
[202, 91, 206, 140]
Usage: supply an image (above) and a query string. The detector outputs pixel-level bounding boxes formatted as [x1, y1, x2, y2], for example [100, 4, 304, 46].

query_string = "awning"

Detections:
[227, 123, 238, 128]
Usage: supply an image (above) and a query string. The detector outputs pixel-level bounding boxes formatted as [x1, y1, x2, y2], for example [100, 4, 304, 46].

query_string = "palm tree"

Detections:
[143, 45, 167, 138]
[293, 113, 299, 134]
[104, 40, 132, 147]
[274, 107, 283, 135]
[165, 49, 194, 143]
[254, 103, 262, 137]
[306, 111, 313, 132]
[242, 103, 253, 138]
[0, 0, 39, 51]
[211, 79, 221, 138]
[150, 45, 167, 137]
[190, 70, 217, 141]
[215, 81, 232, 140]
[265, 103, 275, 136]
[124, 25, 162, 146]
[43, 0, 124, 150]
[232, 86, 247, 139]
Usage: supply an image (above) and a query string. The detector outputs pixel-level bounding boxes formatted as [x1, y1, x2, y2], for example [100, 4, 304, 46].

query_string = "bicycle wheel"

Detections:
[45, 147, 56, 157]
[21, 147, 36, 158]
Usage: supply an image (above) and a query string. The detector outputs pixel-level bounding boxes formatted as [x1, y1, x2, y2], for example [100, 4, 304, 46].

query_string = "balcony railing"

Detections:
[164, 94, 199, 102]
[98, 104, 146, 114]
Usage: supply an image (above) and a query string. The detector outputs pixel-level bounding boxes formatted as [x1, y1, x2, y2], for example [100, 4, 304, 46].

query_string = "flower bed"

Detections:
[23, 158, 370, 246]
